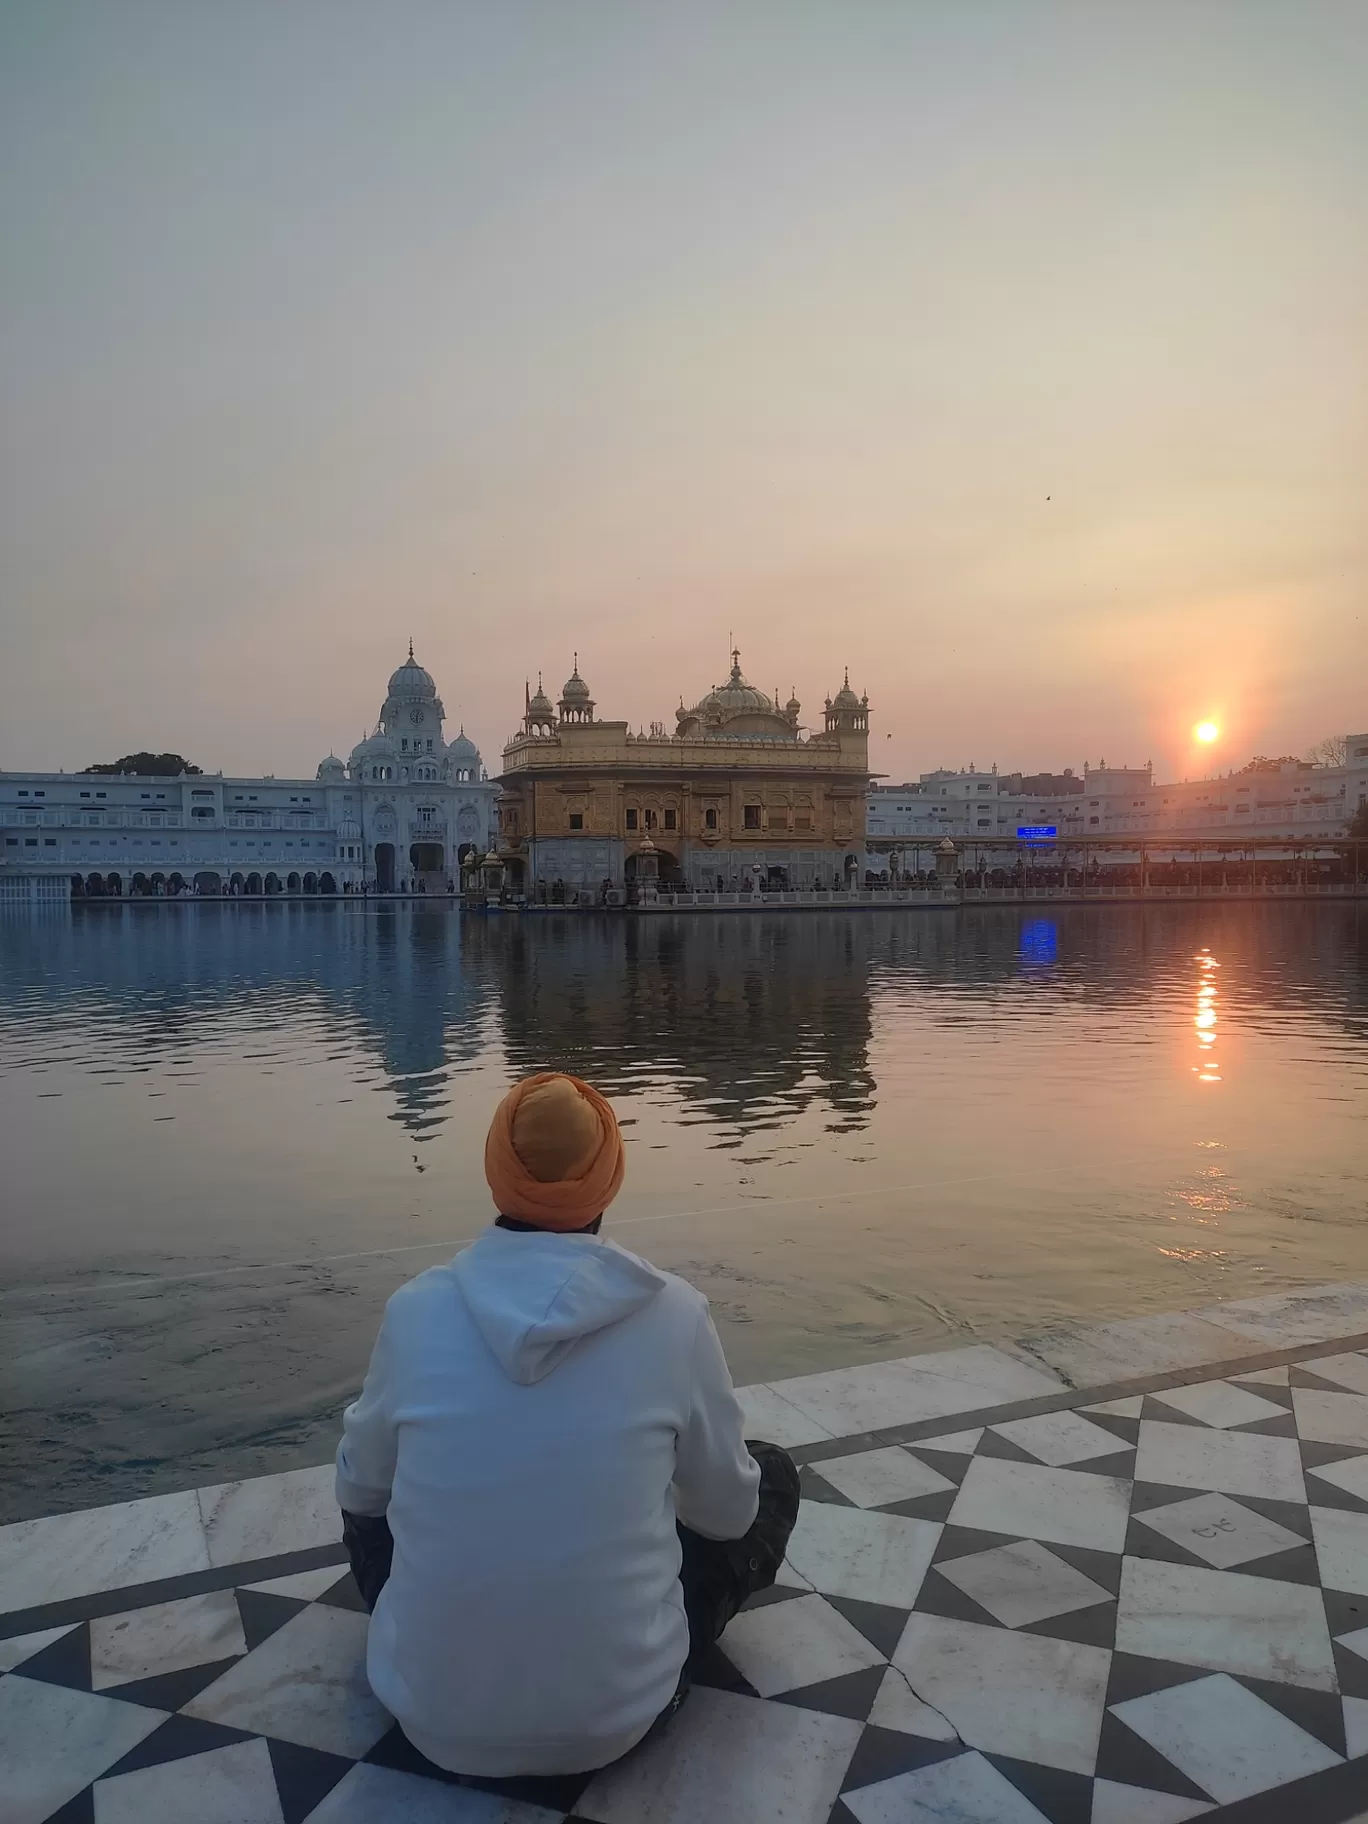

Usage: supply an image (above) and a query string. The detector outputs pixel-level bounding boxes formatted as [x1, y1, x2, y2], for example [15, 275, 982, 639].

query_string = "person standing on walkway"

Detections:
[335, 1071, 800, 1778]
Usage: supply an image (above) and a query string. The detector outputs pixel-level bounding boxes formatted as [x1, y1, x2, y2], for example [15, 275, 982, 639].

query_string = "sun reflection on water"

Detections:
[1193, 948, 1221, 1083]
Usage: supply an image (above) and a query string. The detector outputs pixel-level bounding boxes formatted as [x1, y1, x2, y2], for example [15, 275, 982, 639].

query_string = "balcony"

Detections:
[410, 819, 447, 839]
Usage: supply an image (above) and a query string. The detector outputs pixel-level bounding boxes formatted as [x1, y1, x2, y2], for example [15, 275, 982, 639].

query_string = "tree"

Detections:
[81, 753, 202, 777]
[1236, 755, 1301, 774]
[1306, 735, 1348, 768]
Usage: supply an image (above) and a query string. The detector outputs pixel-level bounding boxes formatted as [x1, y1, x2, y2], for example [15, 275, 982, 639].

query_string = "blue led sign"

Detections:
[1017, 824, 1058, 840]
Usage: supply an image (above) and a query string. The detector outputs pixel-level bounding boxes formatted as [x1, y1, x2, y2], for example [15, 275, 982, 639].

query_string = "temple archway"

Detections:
[319, 871, 337, 894]
[287, 871, 302, 893]
[374, 842, 396, 892]
[303, 871, 318, 893]
[194, 871, 222, 895]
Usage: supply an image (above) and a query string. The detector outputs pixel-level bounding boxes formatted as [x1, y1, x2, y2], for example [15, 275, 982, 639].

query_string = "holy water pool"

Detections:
[1, 900, 1364, 1521]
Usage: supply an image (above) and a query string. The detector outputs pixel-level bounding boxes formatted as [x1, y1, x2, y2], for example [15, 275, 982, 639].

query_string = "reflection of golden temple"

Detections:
[471, 912, 876, 1133]
[496, 649, 871, 897]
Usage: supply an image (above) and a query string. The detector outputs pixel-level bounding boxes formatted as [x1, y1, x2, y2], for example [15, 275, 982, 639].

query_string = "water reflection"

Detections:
[1, 899, 1366, 1521]
[1194, 947, 1221, 1084]
[476, 915, 877, 1138]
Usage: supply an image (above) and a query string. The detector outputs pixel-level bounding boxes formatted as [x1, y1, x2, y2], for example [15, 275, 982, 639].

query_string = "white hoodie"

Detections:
[334, 1226, 760, 1776]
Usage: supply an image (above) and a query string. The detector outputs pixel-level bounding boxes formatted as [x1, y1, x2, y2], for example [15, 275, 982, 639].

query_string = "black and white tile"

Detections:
[2, 1308, 1367, 1823]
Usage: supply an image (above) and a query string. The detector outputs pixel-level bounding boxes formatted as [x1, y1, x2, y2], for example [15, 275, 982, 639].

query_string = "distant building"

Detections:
[0, 649, 497, 902]
[866, 737, 1368, 860]
[496, 651, 871, 893]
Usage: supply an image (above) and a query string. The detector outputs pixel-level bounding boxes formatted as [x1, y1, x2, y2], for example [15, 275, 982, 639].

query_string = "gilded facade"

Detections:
[496, 651, 870, 893]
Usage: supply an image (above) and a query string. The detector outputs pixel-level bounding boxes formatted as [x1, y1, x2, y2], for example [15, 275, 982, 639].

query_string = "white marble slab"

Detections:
[1133, 1421, 1306, 1504]
[1231, 1366, 1289, 1387]
[784, 1502, 942, 1609]
[948, 1457, 1132, 1554]
[843, 1750, 1052, 1823]
[1133, 1492, 1305, 1570]
[1114, 1556, 1337, 1690]
[1082, 1396, 1145, 1419]
[891, 1612, 1111, 1775]
[992, 1409, 1133, 1467]
[914, 1427, 983, 1455]
[1291, 1387, 1368, 1449]
[182, 1602, 392, 1757]
[1299, 1351, 1368, 1397]
[1345, 1695, 1368, 1759]
[735, 1383, 837, 1449]
[1149, 1380, 1286, 1430]
[0, 1624, 75, 1674]
[865, 1666, 961, 1741]
[1110, 1671, 1341, 1804]
[0, 1675, 166, 1824]
[766, 1346, 1063, 1439]
[937, 1538, 1111, 1629]
[1089, 1780, 1212, 1823]
[197, 1462, 340, 1567]
[244, 1566, 353, 1601]
[1338, 1624, 1368, 1663]
[1198, 1283, 1368, 1349]
[91, 1589, 247, 1690]
[92, 1734, 285, 1824]
[1014, 1313, 1245, 1390]
[1309, 1505, 1368, 1597]
[721, 1593, 885, 1696]
[577, 1685, 862, 1824]
[0, 1489, 210, 1613]
[307, 1761, 564, 1822]
[1307, 1453, 1368, 1504]
[813, 1446, 954, 1509]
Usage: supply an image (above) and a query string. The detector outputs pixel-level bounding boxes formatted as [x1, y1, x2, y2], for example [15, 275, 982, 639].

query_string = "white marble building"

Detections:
[867, 735, 1368, 859]
[0, 650, 497, 901]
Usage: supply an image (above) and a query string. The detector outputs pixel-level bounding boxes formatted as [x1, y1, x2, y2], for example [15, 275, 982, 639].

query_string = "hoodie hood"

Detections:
[451, 1227, 668, 1385]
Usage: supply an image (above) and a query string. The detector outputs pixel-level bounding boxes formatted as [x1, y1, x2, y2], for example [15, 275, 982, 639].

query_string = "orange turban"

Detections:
[484, 1073, 626, 1230]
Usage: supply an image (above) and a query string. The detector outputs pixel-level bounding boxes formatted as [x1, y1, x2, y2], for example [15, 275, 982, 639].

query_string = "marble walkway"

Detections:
[4, 1282, 1368, 1824]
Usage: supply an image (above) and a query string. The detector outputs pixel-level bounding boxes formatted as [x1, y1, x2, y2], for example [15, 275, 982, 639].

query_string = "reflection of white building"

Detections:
[0, 650, 497, 902]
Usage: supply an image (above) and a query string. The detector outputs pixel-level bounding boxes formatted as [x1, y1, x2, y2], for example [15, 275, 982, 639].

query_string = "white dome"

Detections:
[349, 730, 396, 767]
[315, 754, 347, 781]
[387, 647, 438, 700]
[446, 729, 481, 765]
[338, 816, 362, 840]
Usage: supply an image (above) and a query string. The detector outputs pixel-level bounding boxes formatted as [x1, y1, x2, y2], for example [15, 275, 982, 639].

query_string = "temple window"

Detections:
[569, 813, 584, 830]
[664, 808, 677, 830]
[705, 808, 718, 830]
[626, 809, 638, 830]
[743, 805, 761, 829]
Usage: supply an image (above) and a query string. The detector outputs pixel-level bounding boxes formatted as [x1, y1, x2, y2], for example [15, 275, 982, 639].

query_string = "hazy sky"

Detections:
[2, 1, 1364, 786]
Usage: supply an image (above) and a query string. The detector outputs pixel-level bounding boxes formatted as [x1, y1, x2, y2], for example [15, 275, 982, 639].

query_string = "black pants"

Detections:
[342, 1438, 801, 1700]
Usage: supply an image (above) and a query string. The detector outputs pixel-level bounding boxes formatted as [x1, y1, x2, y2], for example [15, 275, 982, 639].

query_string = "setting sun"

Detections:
[1194, 721, 1220, 744]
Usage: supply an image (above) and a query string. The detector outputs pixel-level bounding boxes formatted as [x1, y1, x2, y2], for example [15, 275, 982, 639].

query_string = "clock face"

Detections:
[409, 708, 424, 725]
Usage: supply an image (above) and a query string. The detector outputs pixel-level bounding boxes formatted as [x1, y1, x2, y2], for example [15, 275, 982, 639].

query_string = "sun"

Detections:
[1194, 721, 1219, 744]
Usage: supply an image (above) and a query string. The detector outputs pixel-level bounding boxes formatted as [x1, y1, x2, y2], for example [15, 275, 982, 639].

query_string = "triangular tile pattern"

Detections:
[6, 1340, 1368, 1823]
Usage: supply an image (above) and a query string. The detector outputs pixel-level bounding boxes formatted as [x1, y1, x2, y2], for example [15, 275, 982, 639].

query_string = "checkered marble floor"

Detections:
[4, 1285, 1368, 1824]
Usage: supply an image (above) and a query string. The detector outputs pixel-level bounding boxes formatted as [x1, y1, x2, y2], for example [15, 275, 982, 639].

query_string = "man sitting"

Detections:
[336, 1072, 800, 1777]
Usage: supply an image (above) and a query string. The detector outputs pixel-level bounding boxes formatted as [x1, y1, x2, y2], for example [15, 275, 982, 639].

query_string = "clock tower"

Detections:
[378, 642, 446, 760]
